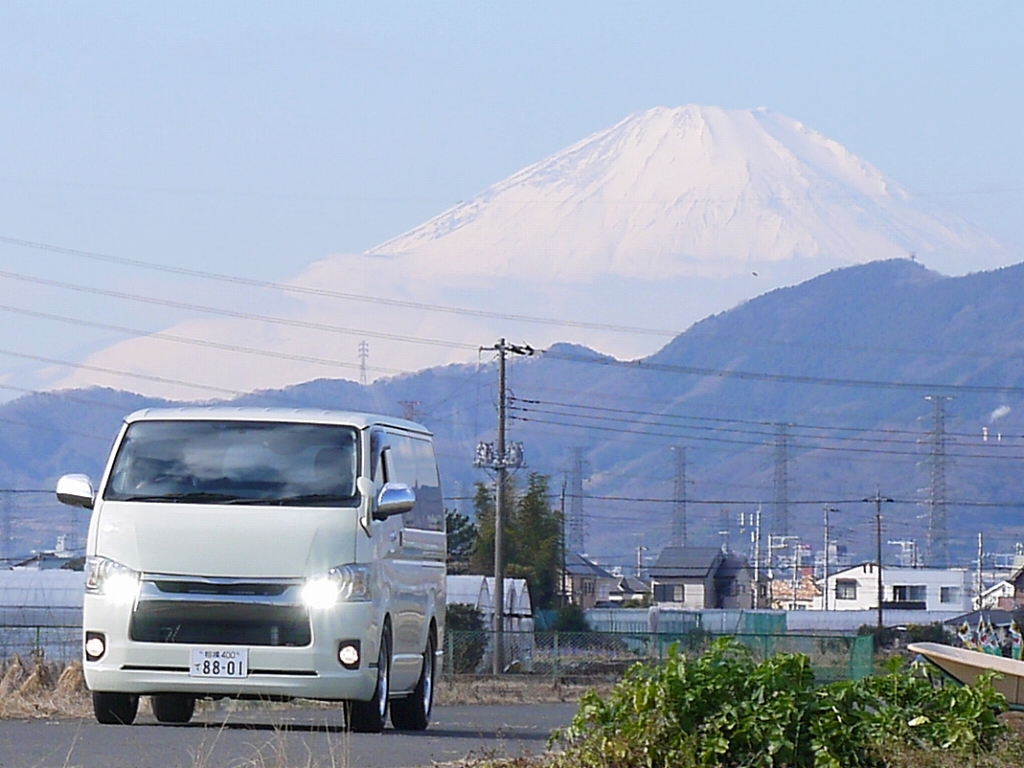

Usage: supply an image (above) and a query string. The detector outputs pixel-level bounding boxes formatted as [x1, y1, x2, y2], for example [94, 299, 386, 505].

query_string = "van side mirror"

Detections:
[56, 474, 95, 509]
[374, 483, 415, 521]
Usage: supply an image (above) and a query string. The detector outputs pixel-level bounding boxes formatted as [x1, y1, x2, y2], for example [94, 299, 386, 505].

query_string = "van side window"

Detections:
[370, 430, 388, 498]
[384, 432, 443, 532]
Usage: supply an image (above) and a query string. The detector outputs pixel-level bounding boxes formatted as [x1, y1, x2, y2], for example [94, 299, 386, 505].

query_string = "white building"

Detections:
[815, 564, 972, 613]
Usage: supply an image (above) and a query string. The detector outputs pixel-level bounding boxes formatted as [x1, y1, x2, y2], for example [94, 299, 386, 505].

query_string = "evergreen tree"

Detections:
[467, 473, 563, 610]
[445, 509, 477, 575]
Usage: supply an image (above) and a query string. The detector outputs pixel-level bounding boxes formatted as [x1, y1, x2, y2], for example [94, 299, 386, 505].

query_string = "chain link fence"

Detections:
[445, 629, 874, 683]
[0, 624, 80, 663]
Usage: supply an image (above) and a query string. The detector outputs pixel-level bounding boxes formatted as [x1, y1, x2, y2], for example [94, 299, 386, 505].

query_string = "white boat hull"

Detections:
[908, 642, 1024, 707]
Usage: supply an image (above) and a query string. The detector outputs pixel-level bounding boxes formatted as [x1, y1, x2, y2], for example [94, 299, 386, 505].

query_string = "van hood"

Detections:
[93, 501, 359, 578]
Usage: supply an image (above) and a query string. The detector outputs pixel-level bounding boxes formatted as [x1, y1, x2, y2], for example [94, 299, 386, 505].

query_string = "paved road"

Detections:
[0, 703, 577, 768]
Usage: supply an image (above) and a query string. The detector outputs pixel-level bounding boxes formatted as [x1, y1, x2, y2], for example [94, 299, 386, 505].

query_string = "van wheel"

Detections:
[152, 693, 196, 724]
[349, 627, 390, 733]
[93, 692, 139, 725]
[390, 631, 435, 731]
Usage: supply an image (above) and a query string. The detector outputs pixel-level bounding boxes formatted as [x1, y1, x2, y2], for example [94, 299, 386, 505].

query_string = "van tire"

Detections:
[390, 631, 435, 731]
[349, 626, 390, 732]
[93, 692, 139, 725]
[152, 693, 196, 724]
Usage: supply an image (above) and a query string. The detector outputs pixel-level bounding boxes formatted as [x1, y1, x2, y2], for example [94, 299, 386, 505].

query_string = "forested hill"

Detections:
[4, 258, 1024, 567]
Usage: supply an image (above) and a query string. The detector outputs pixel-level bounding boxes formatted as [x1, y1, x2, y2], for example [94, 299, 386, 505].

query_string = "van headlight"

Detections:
[301, 564, 372, 609]
[85, 556, 141, 605]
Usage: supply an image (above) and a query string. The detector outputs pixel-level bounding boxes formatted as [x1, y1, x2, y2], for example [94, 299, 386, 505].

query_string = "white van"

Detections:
[56, 408, 446, 731]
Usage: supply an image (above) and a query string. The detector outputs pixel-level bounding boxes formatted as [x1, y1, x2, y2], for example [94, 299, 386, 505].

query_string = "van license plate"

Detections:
[190, 648, 248, 678]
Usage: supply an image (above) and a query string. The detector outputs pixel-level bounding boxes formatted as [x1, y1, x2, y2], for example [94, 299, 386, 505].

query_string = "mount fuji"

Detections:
[53, 106, 1011, 399]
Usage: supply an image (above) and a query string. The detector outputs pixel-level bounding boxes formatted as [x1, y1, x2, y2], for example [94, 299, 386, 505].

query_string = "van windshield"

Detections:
[104, 421, 359, 506]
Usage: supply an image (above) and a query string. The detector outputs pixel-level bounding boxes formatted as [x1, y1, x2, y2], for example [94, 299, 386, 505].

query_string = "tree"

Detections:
[467, 473, 563, 611]
[445, 509, 477, 575]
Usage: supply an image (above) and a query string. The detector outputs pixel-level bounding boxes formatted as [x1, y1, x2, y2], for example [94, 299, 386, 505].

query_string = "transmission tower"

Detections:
[773, 424, 790, 538]
[925, 395, 952, 568]
[671, 446, 687, 547]
[1, 491, 11, 565]
[358, 341, 369, 386]
[567, 447, 585, 553]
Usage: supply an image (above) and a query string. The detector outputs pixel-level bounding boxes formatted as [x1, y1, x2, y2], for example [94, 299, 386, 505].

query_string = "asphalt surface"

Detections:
[0, 703, 577, 768]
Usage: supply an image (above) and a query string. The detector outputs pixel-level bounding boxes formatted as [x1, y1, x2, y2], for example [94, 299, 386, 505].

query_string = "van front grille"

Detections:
[130, 601, 312, 646]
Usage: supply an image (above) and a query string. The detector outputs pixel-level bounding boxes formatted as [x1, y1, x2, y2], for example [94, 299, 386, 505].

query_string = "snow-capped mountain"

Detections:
[51, 106, 1011, 399]
[366, 105, 1003, 279]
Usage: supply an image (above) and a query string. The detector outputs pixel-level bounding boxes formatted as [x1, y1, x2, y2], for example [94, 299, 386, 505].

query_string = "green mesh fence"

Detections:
[445, 629, 873, 682]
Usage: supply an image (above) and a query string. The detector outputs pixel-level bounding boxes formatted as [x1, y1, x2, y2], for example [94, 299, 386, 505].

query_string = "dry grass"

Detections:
[0, 656, 601, 721]
[0, 654, 92, 719]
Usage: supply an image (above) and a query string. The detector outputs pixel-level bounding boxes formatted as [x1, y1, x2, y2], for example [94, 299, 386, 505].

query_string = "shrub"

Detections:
[555, 638, 1009, 768]
[550, 604, 590, 633]
[446, 603, 488, 674]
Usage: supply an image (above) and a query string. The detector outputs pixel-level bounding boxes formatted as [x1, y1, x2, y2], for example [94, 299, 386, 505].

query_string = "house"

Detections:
[561, 551, 618, 609]
[816, 564, 972, 612]
[981, 580, 1015, 610]
[649, 547, 754, 609]
[770, 570, 822, 610]
[997, 562, 1024, 610]
[608, 574, 651, 605]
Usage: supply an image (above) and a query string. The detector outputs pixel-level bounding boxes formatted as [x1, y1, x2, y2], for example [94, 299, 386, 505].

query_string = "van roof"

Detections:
[123, 407, 431, 435]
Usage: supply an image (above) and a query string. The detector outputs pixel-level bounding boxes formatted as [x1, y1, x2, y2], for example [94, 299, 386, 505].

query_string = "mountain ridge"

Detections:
[5, 258, 1024, 568]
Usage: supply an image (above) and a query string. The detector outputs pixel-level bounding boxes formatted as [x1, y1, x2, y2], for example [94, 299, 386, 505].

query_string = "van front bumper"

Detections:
[83, 590, 381, 702]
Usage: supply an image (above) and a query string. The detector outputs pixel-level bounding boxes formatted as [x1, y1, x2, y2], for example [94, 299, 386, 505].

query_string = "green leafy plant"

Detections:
[554, 638, 1010, 768]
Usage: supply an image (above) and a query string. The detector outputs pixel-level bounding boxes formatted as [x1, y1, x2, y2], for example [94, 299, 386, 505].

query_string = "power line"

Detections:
[0, 236, 680, 337]
[542, 347, 1024, 395]
[0, 269, 478, 352]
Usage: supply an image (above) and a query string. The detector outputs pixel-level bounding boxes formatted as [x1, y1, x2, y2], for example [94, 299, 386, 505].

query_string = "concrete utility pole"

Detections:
[864, 489, 894, 630]
[773, 424, 790, 538]
[823, 506, 839, 610]
[475, 338, 532, 675]
[671, 446, 687, 547]
[977, 532, 984, 609]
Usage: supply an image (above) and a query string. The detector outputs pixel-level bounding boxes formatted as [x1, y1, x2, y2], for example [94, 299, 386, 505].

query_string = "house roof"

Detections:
[650, 547, 724, 579]
[611, 576, 650, 595]
[944, 609, 1017, 627]
[563, 551, 615, 579]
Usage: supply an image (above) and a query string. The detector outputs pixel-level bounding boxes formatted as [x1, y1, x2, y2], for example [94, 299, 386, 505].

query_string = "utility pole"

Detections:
[773, 424, 790, 538]
[823, 506, 838, 610]
[753, 505, 762, 608]
[567, 448, 586, 553]
[636, 545, 648, 580]
[864, 489, 894, 630]
[559, 477, 567, 608]
[671, 447, 687, 547]
[790, 541, 802, 611]
[475, 338, 533, 675]
[977, 532, 984, 610]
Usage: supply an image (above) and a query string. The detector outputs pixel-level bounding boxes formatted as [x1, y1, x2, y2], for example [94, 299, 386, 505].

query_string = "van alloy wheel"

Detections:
[349, 627, 391, 733]
[390, 631, 435, 731]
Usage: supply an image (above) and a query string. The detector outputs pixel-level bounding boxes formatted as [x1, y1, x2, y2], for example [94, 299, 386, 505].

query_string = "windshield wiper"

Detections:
[118, 491, 247, 504]
[265, 493, 355, 506]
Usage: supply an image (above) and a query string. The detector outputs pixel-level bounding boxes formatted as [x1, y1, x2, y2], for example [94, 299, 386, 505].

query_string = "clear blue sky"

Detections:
[1, 1, 1022, 390]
